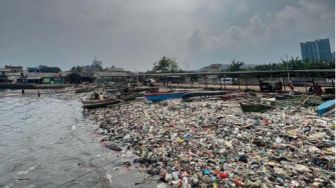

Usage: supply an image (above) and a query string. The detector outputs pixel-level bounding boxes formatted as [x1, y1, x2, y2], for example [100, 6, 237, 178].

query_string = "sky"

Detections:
[0, 0, 334, 71]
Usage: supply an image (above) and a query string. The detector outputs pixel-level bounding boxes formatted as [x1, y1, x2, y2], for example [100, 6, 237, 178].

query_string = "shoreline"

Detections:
[0, 89, 334, 187]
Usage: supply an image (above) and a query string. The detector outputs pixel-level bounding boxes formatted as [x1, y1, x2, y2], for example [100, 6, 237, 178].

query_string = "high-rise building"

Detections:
[92, 57, 103, 68]
[300, 38, 332, 62]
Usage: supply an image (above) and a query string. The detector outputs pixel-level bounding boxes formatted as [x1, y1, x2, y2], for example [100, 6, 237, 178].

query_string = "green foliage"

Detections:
[228, 59, 244, 71]
[152, 56, 179, 73]
[248, 57, 335, 71]
[64, 72, 81, 84]
[70, 66, 82, 73]
[39, 65, 61, 73]
[190, 74, 201, 82]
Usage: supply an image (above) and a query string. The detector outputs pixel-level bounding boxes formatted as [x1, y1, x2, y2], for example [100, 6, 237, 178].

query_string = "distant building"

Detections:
[6, 72, 23, 83]
[18, 73, 64, 84]
[5, 65, 23, 73]
[95, 66, 133, 83]
[199, 64, 228, 72]
[81, 65, 99, 75]
[332, 51, 335, 60]
[0, 68, 10, 75]
[0, 68, 12, 83]
[92, 58, 103, 67]
[28, 67, 40, 73]
[198, 64, 230, 83]
[0, 67, 23, 83]
[300, 38, 332, 62]
[79, 59, 103, 76]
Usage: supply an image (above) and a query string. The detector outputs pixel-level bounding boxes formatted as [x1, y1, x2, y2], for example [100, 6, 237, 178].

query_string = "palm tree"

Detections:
[228, 59, 244, 71]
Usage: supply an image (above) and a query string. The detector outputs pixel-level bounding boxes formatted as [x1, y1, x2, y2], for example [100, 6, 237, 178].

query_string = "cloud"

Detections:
[187, 30, 205, 52]
[237, 2, 248, 13]
[0, 0, 334, 70]
[186, 0, 334, 65]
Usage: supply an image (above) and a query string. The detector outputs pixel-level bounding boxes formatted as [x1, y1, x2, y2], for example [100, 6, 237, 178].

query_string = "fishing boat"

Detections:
[316, 99, 335, 116]
[240, 102, 273, 113]
[81, 98, 120, 109]
[144, 91, 187, 102]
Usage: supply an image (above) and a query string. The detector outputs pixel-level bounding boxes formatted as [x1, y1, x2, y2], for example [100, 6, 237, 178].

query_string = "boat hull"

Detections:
[317, 99, 335, 116]
[182, 91, 227, 101]
[240, 103, 273, 113]
[145, 92, 185, 102]
[82, 99, 120, 109]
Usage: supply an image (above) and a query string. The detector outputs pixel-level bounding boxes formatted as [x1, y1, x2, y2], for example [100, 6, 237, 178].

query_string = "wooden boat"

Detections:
[144, 91, 187, 102]
[240, 102, 273, 113]
[118, 92, 137, 102]
[222, 93, 246, 101]
[316, 99, 335, 116]
[82, 98, 120, 109]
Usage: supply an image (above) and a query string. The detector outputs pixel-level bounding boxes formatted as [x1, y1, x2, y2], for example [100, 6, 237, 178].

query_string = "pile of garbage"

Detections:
[88, 99, 335, 187]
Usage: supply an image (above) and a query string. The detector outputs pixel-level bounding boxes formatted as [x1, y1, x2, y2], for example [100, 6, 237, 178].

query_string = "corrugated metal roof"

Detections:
[137, 69, 335, 76]
[95, 71, 132, 77]
[27, 76, 42, 80]
[0, 68, 11, 72]
[27, 73, 58, 77]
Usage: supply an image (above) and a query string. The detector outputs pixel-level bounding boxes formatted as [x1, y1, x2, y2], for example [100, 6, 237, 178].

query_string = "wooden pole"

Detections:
[220, 76, 222, 89]
[282, 76, 286, 91]
[238, 76, 241, 90]
[332, 78, 335, 89]
[224, 74, 226, 89]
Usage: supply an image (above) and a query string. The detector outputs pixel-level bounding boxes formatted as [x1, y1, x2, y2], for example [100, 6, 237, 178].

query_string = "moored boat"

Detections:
[118, 92, 137, 102]
[81, 98, 120, 109]
[182, 91, 227, 101]
[222, 93, 247, 101]
[240, 102, 273, 113]
[316, 99, 335, 116]
[144, 91, 187, 102]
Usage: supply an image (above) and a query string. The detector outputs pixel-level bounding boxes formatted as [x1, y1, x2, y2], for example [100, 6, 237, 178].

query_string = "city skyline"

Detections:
[0, 0, 334, 71]
[300, 38, 333, 62]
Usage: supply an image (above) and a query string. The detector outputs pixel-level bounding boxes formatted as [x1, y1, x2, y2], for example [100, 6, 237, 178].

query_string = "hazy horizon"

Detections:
[0, 0, 334, 71]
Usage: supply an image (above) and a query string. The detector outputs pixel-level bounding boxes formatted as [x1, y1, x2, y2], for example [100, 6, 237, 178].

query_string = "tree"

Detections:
[70, 66, 82, 73]
[64, 72, 82, 84]
[152, 56, 179, 73]
[228, 59, 244, 71]
[39, 65, 61, 73]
